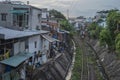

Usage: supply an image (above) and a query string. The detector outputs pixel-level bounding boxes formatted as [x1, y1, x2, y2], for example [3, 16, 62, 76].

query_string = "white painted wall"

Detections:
[14, 42, 20, 55]
[14, 41, 25, 55]
[98, 22, 107, 28]
[28, 35, 41, 53]
[42, 11, 49, 19]
[44, 40, 49, 50]
[42, 39, 49, 51]
[20, 41, 25, 52]
[25, 34, 50, 64]
[0, 3, 12, 27]
[42, 12, 47, 18]
[31, 9, 41, 30]
[40, 38, 49, 64]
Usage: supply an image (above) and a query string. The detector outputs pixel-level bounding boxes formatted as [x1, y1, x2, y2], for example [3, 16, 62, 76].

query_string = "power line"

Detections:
[67, 9, 69, 20]
[68, 0, 77, 17]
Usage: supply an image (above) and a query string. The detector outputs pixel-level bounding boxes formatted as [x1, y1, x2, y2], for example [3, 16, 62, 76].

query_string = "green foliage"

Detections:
[60, 20, 74, 30]
[107, 11, 120, 39]
[115, 34, 120, 53]
[99, 29, 114, 49]
[99, 10, 120, 52]
[49, 9, 66, 20]
[49, 9, 75, 37]
[88, 22, 103, 39]
[60, 20, 75, 37]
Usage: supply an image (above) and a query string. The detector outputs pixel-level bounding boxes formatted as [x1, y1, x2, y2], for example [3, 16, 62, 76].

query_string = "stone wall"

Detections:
[91, 40, 120, 80]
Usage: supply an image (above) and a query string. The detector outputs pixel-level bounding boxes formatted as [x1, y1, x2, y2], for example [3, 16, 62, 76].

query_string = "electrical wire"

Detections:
[68, 0, 78, 17]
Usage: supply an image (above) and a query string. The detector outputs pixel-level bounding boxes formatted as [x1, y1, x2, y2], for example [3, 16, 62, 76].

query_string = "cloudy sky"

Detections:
[7, 0, 120, 17]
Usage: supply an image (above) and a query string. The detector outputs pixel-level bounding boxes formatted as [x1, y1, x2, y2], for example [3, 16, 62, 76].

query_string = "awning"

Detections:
[0, 52, 34, 67]
[58, 30, 70, 34]
[10, 10, 28, 14]
[41, 35, 59, 42]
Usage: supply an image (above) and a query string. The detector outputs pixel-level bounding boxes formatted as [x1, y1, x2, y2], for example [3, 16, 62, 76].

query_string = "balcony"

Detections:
[0, 49, 11, 61]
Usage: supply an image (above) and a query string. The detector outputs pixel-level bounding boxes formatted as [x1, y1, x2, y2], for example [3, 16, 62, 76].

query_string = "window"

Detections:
[34, 41, 37, 48]
[1, 13, 7, 21]
[25, 39, 28, 49]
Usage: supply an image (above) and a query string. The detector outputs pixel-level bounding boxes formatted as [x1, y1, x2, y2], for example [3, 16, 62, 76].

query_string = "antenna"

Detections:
[27, 1, 29, 5]
[67, 9, 69, 20]
[5, 0, 10, 1]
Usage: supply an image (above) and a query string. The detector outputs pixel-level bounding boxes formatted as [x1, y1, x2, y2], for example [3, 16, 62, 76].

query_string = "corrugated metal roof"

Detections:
[0, 52, 34, 67]
[10, 10, 28, 13]
[58, 30, 70, 34]
[41, 34, 59, 42]
[0, 26, 49, 40]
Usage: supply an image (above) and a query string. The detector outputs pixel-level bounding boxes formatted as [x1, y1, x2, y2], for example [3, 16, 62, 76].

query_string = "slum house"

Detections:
[41, 17, 60, 41]
[0, 0, 60, 61]
[41, 8, 49, 31]
[41, 14, 70, 50]
[0, 26, 50, 80]
[0, 1, 61, 79]
[0, 0, 49, 57]
[0, 1, 52, 58]
[41, 8, 59, 38]
[0, 1, 42, 31]
[41, 18, 71, 57]
[0, 1, 29, 30]
[42, 25, 70, 58]
[0, 0, 70, 56]
[41, 13, 70, 54]
[40, 9, 61, 55]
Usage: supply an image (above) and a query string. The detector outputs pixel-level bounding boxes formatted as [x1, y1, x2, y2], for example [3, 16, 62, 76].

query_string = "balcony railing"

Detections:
[0, 49, 11, 61]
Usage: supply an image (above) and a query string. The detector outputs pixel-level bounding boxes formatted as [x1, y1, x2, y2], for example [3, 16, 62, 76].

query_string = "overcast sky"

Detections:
[5, 0, 120, 17]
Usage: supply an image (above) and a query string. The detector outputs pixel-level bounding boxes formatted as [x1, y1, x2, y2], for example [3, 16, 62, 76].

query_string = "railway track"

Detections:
[74, 35, 89, 80]
[73, 31, 111, 80]
[80, 40, 89, 80]
[74, 34, 98, 80]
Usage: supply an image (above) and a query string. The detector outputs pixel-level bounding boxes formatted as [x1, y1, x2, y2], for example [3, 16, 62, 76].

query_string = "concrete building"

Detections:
[69, 17, 87, 31]
[0, 1, 61, 80]
[0, 1, 72, 80]
[41, 8, 49, 28]
[30, 6, 42, 30]
[0, 26, 49, 80]
[0, 1, 42, 30]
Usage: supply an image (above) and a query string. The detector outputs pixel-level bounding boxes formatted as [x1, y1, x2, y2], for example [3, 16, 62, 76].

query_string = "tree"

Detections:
[49, 9, 66, 20]
[60, 20, 73, 31]
[49, 9, 75, 37]
[60, 20, 75, 37]
[107, 11, 120, 39]
[99, 10, 120, 52]
[88, 22, 103, 39]
[99, 29, 113, 50]
[115, 34, 120, 53]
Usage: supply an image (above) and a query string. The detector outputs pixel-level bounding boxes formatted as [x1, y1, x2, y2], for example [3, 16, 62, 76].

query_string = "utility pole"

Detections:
[5, 0, 10, 1]
[67, 9, 69, 20]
